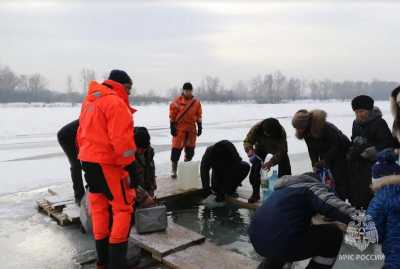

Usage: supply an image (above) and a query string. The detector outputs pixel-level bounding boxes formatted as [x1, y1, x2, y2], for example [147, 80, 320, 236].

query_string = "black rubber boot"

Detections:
[108, 242, 128, 269]
[171, 161, 178, 179]
[95, 238, 109, 267]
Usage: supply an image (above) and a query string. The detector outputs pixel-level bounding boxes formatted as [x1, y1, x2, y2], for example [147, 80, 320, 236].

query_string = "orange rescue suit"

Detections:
[77, 79, 137, 244]
[169, 95, 202, 149]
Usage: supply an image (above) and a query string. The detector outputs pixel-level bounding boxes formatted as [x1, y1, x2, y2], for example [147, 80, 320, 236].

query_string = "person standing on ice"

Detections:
[200, 140, 250, 202]
[249, 173, 358, 269]
[169, 82, 202, 178]
[291, 109, 351, 200]
[244, 118, 291, 203]
[77, 70, 143, 269]
[347, 95, 394, 209]
[57, 119, 85, 204]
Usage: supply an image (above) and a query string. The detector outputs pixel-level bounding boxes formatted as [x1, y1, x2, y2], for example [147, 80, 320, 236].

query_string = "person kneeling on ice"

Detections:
[244, 118, 292, 203]
[249, 173, 358, 269]
[367, 149, 400, 269]
[201, 140, 250, 202]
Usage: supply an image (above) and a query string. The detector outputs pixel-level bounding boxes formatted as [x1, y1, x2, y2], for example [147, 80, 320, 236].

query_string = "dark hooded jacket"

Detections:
[249, 174, 356, 257]
[200, 140, 243, 190]
[351, 107, 394, 155]
[348, 107, 394, 208]
[243, 121, 288, 165]
[300, 110, 350, 166]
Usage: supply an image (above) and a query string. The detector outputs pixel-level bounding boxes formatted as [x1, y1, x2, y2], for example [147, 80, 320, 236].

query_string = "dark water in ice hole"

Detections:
[165, 194, 263, 262]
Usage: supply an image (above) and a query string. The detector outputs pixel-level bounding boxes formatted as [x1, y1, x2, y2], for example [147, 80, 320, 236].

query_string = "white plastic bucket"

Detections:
[177, 161, 200, 190]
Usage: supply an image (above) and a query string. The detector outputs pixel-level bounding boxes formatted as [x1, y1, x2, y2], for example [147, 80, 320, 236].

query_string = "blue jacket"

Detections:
[367, 175, 400, 269]
[249, 174, 356, 258]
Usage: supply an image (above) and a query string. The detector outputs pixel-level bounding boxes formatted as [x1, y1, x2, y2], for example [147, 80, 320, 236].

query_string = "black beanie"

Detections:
[108, 70, 132, 85]
[351, 95, 374, 111]
[261, 118, 283, 138]
[183, 82, 193, 90]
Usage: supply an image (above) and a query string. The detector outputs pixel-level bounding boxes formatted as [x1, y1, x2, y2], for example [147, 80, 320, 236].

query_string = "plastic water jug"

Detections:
[177, 161, 200, 190]
[268, 170, 278, 193]
[260, 169, 270, 201]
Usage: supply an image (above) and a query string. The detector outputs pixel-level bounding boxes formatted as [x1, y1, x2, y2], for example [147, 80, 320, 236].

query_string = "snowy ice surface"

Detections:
[0, 101, 393, 195]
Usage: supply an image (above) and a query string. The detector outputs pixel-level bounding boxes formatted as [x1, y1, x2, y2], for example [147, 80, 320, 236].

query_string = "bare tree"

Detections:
[80, 68, 96, 94]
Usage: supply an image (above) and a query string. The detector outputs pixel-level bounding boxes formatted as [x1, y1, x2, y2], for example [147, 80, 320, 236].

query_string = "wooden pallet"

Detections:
[37, 199, 72, 225]
[130, 221, 205, 261]
[37, 195, 80, 226]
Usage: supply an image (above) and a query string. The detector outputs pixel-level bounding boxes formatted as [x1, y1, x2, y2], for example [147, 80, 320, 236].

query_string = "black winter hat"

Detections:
[351, 95, 374, 111]
[134, 126, 150, 148]
[108, 69, 132, 85]
[261, 118, 283, 138]
[183, 82, 193, 90]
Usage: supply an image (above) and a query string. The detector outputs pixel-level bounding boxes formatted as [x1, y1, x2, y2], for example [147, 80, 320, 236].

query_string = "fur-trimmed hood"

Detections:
[309, 109, 327, 138]
[371, 174, 400, 192]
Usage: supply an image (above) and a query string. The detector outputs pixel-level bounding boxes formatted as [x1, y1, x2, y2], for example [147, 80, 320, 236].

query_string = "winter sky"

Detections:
[1, 0, 399, 94]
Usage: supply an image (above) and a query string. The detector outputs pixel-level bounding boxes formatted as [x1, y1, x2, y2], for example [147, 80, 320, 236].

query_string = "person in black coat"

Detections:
[347, 95, 394, 208]
[292, 109, 351, 200]
[57, 120, 84, 204]
[200, 140, 250, 202]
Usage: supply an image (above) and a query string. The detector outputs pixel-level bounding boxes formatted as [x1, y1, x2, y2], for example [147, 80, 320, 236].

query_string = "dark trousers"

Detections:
[171, 147, 195, 162]
[249, 150, 292, 192]
[258, 224, 343, 269]
[212, 161, 250, 198]
[329, 159, 349, 201]
[57, 121, 85, 202]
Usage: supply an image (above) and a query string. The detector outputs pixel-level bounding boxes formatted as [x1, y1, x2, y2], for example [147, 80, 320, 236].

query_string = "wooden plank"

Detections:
[44, 194, 75, 210]
[163, 241, 259, 269]
[62, 204, 81, 223]
[155, 176, 202, 201]
[130, 221, 205, 261]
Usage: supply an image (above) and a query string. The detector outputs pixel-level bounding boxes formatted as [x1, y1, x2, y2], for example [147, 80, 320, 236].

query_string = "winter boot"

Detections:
[248, 185, 260, 203]
[95, 238, 109, 268]
[108, 242, 128, 269]
[171, 161, 178, 179]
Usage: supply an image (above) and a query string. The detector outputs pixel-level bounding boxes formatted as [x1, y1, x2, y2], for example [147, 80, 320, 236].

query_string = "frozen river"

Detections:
[0, 101, 389, 269]
[0, 100, 393, 195]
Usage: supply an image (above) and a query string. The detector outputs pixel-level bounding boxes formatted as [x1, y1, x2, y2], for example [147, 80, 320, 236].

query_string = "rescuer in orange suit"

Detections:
[77, 70, 143, 269]
[169, 82, 202, 178]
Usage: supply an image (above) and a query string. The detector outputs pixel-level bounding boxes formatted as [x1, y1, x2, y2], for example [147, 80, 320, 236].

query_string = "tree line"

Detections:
[0, 65, 398, 104]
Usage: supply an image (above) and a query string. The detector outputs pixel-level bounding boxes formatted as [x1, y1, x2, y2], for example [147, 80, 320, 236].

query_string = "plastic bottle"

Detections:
[268, 170, 279, 193]
[260, 169, 270, 201]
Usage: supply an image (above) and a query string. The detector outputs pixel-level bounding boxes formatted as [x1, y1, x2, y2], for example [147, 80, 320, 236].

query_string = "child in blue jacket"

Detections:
[367, 148, 400, 269]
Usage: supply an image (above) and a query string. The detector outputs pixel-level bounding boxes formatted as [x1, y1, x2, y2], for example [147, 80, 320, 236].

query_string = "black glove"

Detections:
[170, 122, 177, 136]
[124, 161, 143, 188]
[197, 122, 202, 136]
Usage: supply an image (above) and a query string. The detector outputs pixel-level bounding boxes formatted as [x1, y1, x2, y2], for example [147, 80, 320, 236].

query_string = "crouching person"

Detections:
[134, 126, 157, 198]
[367, 149, 400, 269]
[201, 140, 250, 202]
[249, 173, 357, 269]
